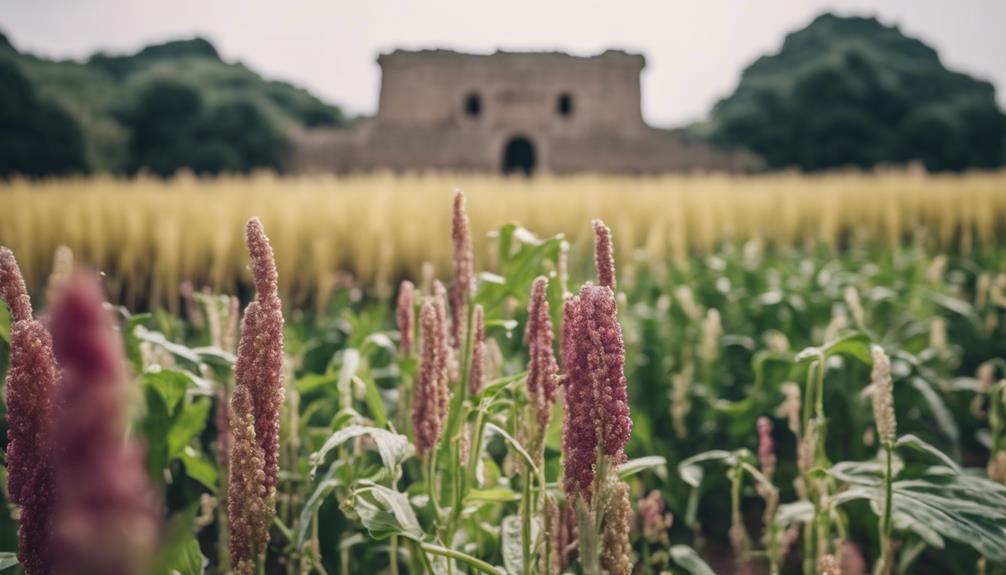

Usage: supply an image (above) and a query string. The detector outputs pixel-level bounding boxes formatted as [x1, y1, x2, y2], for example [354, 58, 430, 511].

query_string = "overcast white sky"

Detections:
[2, 0, 1004, 127]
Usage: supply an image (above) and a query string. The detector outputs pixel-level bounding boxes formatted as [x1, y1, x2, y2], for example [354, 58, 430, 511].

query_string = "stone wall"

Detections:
[285, 49, 759, 174]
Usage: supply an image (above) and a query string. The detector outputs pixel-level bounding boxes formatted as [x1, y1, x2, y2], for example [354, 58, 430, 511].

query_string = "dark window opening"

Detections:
[557, 93, 573, 117]
[502, 136, 536, 176]
[464, 92, 481, 117]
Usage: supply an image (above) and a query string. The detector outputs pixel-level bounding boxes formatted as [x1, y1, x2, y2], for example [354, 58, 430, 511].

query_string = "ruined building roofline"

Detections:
[377, 48, 645, 68]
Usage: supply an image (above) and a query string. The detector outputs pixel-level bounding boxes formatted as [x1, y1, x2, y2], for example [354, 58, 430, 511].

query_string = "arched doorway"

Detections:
[502, 136, 536, 176]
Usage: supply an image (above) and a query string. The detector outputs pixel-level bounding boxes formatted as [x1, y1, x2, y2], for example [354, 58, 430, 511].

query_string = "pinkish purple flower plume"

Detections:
[413, 300, 447, 455]
[639, 490, 673, 545]
[525, 276, 558, 428]
[396, 280, 415, 358]
[560, 284, 631, 501]
[48, 273, 161, 575]
[757, 416, 776, 480]
[432, 279, 455, 395]
[469, 304, 486, 395]
[1, 247, 59, 575]
[229, 218, 285, 574]
[450, 190, 475, 349]
[592, 219, 616, 291]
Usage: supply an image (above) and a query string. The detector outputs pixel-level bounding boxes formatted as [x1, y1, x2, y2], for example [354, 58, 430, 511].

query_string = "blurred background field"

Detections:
[2, 170, 1004, 311]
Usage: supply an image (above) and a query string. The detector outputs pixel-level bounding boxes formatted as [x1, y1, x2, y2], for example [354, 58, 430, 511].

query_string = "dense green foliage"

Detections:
[3, 219, 1006, 574]
[704, 13, 1006, 172]
[0, 32, 350, 177]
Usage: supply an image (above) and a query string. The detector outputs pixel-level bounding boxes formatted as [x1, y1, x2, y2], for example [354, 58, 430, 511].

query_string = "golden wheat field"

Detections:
[2, 170, 1004, 309]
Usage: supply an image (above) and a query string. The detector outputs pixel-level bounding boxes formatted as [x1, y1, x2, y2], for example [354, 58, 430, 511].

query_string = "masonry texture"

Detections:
[287, 50, 756, 175]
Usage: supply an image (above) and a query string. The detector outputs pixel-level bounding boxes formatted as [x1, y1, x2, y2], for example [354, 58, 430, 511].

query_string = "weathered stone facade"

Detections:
[287, 49, 755, 175]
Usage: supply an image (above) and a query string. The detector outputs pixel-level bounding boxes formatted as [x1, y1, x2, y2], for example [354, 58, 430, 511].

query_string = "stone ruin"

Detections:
[286, 49, 756, 175]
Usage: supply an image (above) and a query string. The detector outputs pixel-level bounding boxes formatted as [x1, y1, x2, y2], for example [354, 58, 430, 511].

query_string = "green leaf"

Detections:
[178, 449, 218, 493]
[501, 514, 538, 575]
[311, 425, 411, 478]
[357, 375, 388, 429]
[141, 384, 172, 484]
[824, 332, 873, 365]
[894, 434, 960, 472]
[352, 481, 424, 541]
[296, 463, 342, 550]
[0, 552, 19, 572]
[670, 545, 716, 575]
[0, 306, 10, 345]
[166, 537, 208, 575]
[678, 450, 734, 488]
[484, 422, 538, 475]
[832, 468, 1006, 561]
[909, 377, 960, 445]
[775, 501, 814, 526]
[464, 487, 520, 505]
[168, 398, 212, 457]
[617, 456, 667, 480]
[143, 369, 190, 415]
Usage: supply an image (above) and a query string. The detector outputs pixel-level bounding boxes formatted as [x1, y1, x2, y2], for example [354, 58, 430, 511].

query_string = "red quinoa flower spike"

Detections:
[450, 190, 475, 349]
[49, 273, 161, 575]
[228, 217, 285, 575]
[469, 304, 487, 396]
[560, 283, 631, 502]
[592, 219, 616, 291]
[413, 300, 447, 455]
[1, 247, 60, 575]
[525, 276, 559, 431]
[396, 280, 416, 358]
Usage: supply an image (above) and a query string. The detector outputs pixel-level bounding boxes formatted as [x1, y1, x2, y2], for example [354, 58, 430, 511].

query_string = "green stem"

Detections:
[521, 471, 533, 574]
[389, 535, 399, 575]
[420, 542, 501, 574]
[875, 442, 894, 575]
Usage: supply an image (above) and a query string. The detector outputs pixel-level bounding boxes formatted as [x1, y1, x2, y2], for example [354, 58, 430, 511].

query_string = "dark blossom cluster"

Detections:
[1, 247, 59, 575]
[49, 274, 161, 575]
[560, 284, 631, 501]
[228, 218, 285, 575]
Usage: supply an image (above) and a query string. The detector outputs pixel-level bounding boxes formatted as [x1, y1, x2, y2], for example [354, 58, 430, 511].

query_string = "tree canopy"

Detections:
[704, 13, 1006, 171]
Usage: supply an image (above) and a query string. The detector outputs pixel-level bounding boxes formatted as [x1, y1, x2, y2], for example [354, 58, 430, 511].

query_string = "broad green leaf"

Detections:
[894, 434, 960, 472]
[168, 398, 212, 457]
[352, 481, 423, 541]
[617, 456, 667, 480]
[141, 384, 172, 484]
[500, 514, 537, 575]
[909, 377, 959, 445]
[143, 369, 190, 415]
[670, 545, 716, 575]
[167, 537, 207, 575]
[179, 449, 218, 493]
[0, 553, 18, 572]
[296, 463, 342, 550]
[0, 306, 10, 345]
[775, 501, 814, 526]
[311, 425, 411, 478]
[357, 375, 388, 428]
[832, 468, 1006, 561]
[678, 450, 734, 488]
[464, 487, 520, 505]
[824, 332, 873, 365]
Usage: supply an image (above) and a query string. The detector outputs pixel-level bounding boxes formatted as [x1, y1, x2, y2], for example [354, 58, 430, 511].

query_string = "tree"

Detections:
[707, 13, 1006, 172]
[0, 58, 89, 177]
